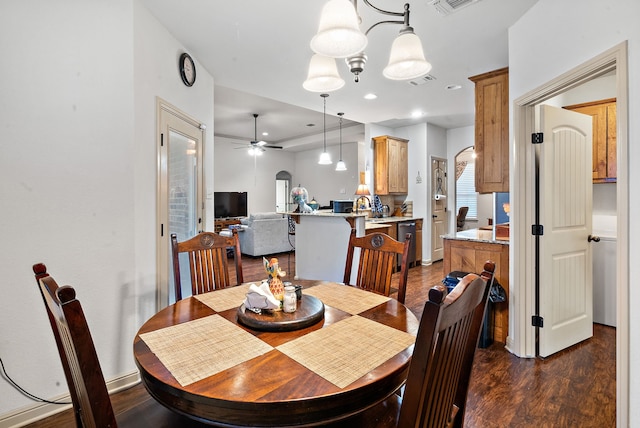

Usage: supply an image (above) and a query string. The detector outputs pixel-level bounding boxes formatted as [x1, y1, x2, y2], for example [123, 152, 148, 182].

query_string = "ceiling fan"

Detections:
[241, 113, 283, 155]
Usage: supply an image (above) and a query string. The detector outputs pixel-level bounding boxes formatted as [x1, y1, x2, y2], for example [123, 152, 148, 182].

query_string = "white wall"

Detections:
[0, 0, 215, 418]
[214, 136, 297, 213]
[509, 0, 639, 423]
[294, 142, 359, 208]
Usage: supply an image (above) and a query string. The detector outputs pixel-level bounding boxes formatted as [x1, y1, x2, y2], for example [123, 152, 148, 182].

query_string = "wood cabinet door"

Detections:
[388, 138, 400, 193]
[564, 98, 616, 183]
[397, 141, 408, 193]
[373, 136, 409, 195]
[469, 67, 509, 193]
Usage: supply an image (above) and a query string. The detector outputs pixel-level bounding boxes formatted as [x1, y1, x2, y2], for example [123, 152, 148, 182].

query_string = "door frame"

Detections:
[156, 98, 206, 309]
[512, 42, 628, 424]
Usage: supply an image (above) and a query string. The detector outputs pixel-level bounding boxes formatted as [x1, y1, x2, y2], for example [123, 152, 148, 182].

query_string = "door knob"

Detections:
[588, 235, 601, 242]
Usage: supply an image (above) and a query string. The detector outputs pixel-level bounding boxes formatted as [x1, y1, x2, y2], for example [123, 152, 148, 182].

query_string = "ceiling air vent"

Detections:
[428, 0, 483, 16]
[408, 74, 437, 86]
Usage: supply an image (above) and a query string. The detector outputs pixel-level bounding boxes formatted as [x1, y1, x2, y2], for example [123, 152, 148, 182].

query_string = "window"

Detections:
[456, 159, 477, 219]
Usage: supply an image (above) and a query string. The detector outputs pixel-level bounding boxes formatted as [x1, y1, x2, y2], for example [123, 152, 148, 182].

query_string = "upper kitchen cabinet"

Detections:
[564, 98, 617, 183]
[373, 135, 408, 194]
[469, 67, 509, 194]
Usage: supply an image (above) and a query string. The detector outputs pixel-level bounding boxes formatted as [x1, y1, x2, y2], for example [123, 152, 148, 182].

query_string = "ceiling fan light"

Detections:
[318, 151, 332, 165]
[335, 160, 347, 171]
[303, 54, 345, 92]
[383, 30, 432, 81]
[310, 0, 367, 58]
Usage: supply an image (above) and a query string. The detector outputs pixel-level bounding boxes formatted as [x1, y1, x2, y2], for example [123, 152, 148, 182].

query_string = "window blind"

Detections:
[456, 162, 477, 218]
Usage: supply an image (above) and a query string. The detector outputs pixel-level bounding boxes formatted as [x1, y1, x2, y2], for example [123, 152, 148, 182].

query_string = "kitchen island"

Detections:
[289, 212, 423, 283]
[442, 228, 509, 344]
[289, 211, 367, 283]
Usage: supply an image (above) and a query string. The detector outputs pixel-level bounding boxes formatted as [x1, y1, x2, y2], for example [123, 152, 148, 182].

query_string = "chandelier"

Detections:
[303, 0, 432, 92]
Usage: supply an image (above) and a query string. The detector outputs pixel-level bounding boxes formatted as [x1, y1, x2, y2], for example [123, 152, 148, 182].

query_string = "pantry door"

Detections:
[537, 104, 593, 357]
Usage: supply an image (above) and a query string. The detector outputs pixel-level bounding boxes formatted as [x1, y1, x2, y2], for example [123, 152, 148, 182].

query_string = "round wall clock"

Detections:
[179, 53, 196, 87]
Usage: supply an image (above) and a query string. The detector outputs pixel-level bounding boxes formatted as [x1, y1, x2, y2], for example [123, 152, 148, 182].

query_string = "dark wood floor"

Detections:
[23, 252, 616, 427]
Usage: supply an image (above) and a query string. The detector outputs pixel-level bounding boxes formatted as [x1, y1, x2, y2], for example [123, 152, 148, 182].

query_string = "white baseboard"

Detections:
[0, 371, 140, 428]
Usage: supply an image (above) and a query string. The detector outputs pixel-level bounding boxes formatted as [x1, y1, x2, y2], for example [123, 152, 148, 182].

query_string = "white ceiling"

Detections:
[140, 0, 538, 150]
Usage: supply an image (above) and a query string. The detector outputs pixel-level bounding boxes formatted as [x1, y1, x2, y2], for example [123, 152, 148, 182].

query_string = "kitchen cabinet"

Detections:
[469, 67, 509, 193]
[564, 98, 617, 183]
[373, 135, 408, 195]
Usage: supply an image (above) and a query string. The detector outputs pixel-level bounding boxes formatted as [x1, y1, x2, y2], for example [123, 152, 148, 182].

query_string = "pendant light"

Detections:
[318, 93, 332, 165]
[335, 112, 347, 171]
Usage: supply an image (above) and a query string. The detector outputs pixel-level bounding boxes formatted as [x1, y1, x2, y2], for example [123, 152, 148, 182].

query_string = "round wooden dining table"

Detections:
[133, 280, 419, 427]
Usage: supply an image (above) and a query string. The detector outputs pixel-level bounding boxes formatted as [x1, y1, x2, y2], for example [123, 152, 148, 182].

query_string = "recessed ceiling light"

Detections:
[446, 84, 462, 90]
[411, 110, 423, 118]
[364, 93, 377, 100]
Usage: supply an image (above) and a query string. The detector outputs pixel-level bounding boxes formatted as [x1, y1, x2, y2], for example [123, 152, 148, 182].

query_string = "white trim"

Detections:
[0, 372, 141, 428]
[512, 42, 628, 427]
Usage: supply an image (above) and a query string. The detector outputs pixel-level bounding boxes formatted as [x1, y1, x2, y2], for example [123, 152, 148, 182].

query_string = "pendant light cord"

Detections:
[322, 94, 327, 151]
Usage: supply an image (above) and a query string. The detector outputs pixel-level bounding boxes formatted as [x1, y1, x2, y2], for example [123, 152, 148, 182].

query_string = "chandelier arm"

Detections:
[364, 19, 405, 36]
[360, 2, 411, 35]
[361, 0, 407, 18]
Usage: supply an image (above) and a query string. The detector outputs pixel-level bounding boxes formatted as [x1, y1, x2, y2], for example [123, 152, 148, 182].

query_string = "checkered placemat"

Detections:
[303, 282, 390, 314]
[194, 283, 253, 312]
[276, 315, 415, 388]
[139, 314, 273, 386]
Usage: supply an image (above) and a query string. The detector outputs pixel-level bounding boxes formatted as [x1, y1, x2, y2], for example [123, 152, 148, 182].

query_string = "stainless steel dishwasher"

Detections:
[397, 221, 416, 268]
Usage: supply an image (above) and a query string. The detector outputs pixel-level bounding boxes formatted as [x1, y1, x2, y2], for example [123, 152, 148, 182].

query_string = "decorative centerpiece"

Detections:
[264, 257, 286, 303]
[291, 185, 313, 213]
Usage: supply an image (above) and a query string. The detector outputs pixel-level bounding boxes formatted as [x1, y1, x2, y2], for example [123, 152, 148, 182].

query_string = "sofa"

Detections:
[238, 212, 294, 257]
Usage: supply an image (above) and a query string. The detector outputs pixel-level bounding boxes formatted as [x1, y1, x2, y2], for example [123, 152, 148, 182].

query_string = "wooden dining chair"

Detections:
[329, 260, 496, 428]
[343, 228, 412, 304]
[32, 263, 210, 428]
[171, 230, 243, 301]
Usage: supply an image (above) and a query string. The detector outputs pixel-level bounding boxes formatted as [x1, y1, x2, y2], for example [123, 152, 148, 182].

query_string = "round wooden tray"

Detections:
[237, 295, 324, 332]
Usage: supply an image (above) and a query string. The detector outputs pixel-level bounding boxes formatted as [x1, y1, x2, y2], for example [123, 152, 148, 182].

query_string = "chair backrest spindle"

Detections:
[343, 229, 411, 304]
[172, 230, 243, 301]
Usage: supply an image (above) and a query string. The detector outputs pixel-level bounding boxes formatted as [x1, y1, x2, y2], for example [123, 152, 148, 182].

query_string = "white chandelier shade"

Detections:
[310, 0, 368, 58]
[383, 30, 432, 80]
[303, 54, 345, 92]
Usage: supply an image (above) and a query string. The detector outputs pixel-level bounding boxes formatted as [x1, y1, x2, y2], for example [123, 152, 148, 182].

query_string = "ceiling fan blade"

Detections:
[264, 145, 283, 149]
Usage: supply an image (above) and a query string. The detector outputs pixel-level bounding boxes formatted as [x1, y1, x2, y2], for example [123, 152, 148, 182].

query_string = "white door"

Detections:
[157, 100, 204, 308]
[538, 104, 593, 357]
[431, 158, 447, 262]
[276, 179, 289, 212]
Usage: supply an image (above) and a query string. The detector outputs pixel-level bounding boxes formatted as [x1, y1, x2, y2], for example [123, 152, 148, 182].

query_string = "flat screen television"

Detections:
[214, 191, 248, 219]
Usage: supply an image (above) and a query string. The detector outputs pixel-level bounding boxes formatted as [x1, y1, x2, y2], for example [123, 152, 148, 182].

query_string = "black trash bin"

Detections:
[442, 271, 500, 349]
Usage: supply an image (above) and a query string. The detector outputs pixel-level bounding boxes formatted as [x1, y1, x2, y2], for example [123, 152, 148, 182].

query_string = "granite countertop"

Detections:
[288, 212, 423, 223]
[442, 228, 509, 245]
[287, 211, 367, 219]
[365, 216, 422, 223]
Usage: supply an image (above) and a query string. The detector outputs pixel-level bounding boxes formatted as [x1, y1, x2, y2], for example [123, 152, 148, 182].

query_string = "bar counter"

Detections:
[442, 227, 510, 344]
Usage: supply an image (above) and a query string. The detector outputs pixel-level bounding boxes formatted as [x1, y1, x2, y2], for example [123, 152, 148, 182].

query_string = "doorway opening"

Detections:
[156, 98, 205, 309]
[276, 171, 292, 213]
[513, 42, 628, 421]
